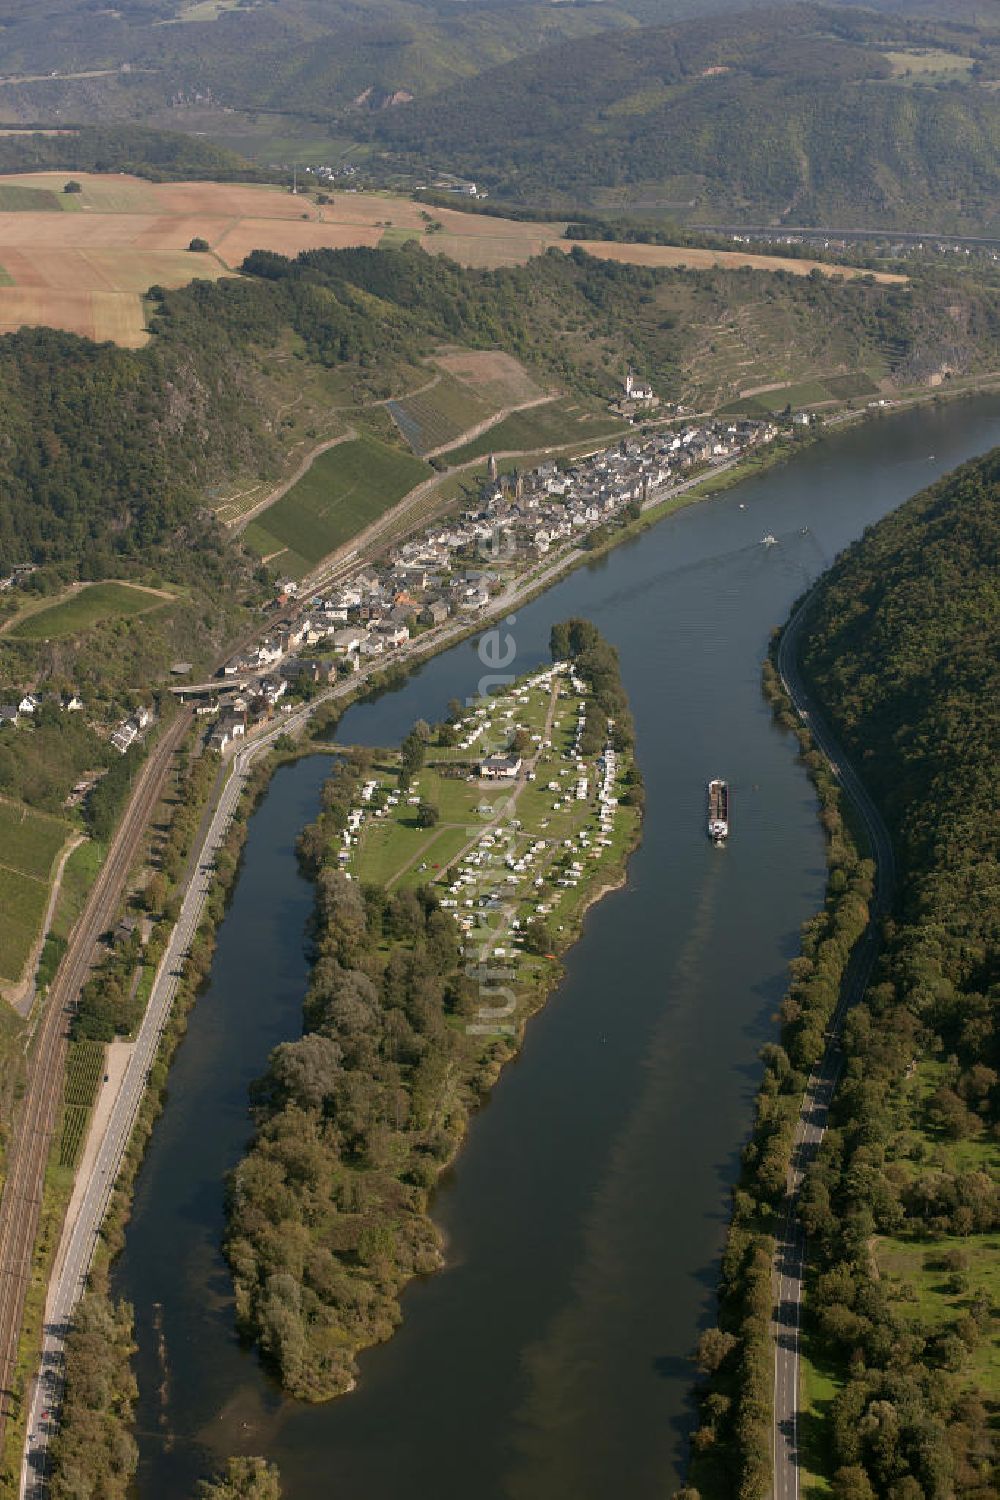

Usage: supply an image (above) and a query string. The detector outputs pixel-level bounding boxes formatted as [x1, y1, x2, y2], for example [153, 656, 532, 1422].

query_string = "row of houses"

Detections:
[0, 691, 84, 727]
[109, 705, 152, 755]
[195, 416, 778, 752]
[380, 416, 777, 574]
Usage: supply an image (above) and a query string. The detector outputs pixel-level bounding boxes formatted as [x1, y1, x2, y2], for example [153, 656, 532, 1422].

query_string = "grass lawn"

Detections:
[0, 797, 76, 984]
[824, 372, 879, 400]
[243, 435, 429, 576]
[884, 49, 974, 79]
[875, 1231, 1000, 1388]
[379, 226, 421, 249]
[49, 838, 103, 943]
[0, 864, 49, 984]
[722, 380, 836, 415]
[348, 671, 639, 971]
[799, 1340, 839, 1496]
[0, 797, 74, 881]
[7, 580, 169, 639]
[444, 398, 622, 463]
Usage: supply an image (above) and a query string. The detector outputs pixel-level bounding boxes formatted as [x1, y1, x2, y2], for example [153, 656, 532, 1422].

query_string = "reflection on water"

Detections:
[115, 398, 1000, 1499]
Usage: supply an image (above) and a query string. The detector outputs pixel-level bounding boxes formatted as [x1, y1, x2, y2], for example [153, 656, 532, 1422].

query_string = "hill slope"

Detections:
[793, 453, 1000, 1496]
[366, 5, 1000, 232]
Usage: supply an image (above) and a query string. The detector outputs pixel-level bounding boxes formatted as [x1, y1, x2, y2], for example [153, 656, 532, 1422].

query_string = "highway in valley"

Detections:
[770, 595, 895, 1500]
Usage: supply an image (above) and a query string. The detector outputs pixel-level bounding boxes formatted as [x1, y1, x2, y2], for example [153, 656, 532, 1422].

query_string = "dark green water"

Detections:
[115, 400, 1000, 1499]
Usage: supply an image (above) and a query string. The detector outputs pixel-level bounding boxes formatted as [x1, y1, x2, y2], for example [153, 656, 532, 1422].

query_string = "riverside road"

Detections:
[17, 479, 696, 1497]
[771, 594, 895, 1500]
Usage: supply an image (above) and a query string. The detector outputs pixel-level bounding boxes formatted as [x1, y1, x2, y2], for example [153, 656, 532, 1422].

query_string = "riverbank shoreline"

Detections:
[684, 615, 879, 1500]
[23, 388, 1000, 1499]
[226, 636, 644, 1402]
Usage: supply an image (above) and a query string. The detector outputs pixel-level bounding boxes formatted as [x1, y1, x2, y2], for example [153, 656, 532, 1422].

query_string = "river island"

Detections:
[224, 620, 643, 1399]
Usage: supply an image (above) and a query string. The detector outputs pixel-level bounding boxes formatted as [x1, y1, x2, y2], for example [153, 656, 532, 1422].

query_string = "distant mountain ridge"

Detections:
[0, 2, 997, 232]
[363, 4, 1000, 232]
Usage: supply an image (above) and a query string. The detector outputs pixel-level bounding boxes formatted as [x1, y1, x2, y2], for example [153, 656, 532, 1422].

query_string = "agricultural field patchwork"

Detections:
[388, 374, 494, 455]
[389, 354, 551, 455]
[0, 173, 900, 347]
[242, 435, 428, 576]
[5, 580, 171, 639]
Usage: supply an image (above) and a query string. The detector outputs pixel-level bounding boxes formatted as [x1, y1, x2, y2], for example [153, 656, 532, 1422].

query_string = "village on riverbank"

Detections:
[195, 415, 779, 751]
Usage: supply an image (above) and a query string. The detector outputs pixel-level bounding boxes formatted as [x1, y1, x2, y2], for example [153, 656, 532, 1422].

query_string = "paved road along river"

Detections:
[113, 397, 1000, 1499]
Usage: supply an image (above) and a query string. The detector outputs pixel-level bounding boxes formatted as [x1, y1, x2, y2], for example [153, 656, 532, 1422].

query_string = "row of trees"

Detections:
[684, 650, 877, 1500]
[789, 451, 1000, 1499]
[49, 1294, 137, 1500]
[687, 450, 999, 1500]
[47, 740, 295, 1498]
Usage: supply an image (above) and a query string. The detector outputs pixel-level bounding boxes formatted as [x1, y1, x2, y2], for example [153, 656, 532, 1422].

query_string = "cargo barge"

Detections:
[707, 778, 729, 843]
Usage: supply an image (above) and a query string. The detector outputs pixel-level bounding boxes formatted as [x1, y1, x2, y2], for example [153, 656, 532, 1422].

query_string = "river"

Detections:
[114, 397, 1000, 1499]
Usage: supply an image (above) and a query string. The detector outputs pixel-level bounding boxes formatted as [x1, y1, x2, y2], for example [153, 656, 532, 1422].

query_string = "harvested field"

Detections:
[0, 174, 905, 347]
[0, 287, 146, 344]
[434, 231, 556, 267]
[559, 240, 907, 283]
[212, 217, 382, 266]
[433, 350, 546, 407]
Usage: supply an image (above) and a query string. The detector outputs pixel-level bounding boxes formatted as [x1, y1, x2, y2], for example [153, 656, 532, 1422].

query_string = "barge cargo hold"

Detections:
[707, 778, 729, 843]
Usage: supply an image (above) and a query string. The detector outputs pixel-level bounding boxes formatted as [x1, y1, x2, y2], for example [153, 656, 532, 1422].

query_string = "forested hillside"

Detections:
[0, 2, 994, 223]
[0, 126, 253, 181]
[791, 454, 1000, 1495]
[5, 240, 1000, 588]
[368, 5, 1000, 231]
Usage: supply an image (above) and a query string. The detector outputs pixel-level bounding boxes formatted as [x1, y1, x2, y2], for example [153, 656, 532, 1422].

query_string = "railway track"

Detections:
[5, 441, 750, 1484]
[0, 711, 190, 1457]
